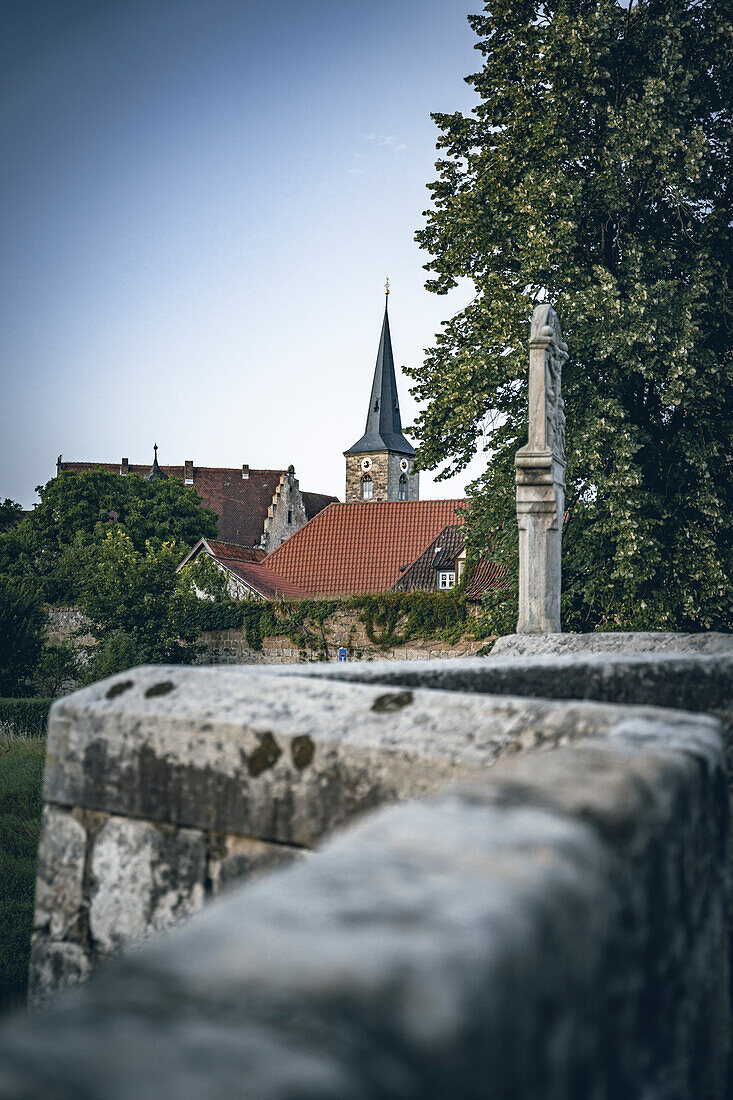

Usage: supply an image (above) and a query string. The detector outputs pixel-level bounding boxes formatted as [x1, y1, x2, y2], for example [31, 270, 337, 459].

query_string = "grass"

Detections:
[0, 726, 45, 1013]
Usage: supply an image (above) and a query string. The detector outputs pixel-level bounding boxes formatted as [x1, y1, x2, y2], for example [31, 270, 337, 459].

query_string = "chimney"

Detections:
[184, 459, 194, 484]
[242, 464, 249, 479]
[120, 458, 129, 476]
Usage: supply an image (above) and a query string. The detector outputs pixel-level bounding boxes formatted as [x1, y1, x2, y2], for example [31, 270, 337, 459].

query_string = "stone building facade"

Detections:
[344, 451, 418, 505]
[261, 467, 308, 553]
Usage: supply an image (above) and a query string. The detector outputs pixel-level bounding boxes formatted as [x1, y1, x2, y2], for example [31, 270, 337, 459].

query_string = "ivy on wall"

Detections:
[184, 591, 487, 655]
[178, 601, 279, 650]
[351, 592, 474, 648]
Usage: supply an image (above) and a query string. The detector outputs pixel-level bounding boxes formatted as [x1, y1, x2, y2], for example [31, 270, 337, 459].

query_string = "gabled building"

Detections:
[177, 538, 308, 601]
[393, 524, 466, 592]
[343, 289, 419, 504]
[393, 524, 511, 603]
[57, 455, 337, 553]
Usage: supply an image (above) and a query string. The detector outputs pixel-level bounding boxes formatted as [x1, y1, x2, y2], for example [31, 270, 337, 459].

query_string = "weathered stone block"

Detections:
[43, 664, 700, 848]
[89, 817, 206, 955]
[301, 649, 733, 713]
[33, 806, 86, 942]
[208, 834, 305, 895]
[28, 939, 90, 1002]
[491, 630, 733, 657]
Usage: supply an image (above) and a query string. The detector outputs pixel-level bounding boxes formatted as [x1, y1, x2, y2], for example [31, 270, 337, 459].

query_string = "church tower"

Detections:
[344, 286, 419, 503]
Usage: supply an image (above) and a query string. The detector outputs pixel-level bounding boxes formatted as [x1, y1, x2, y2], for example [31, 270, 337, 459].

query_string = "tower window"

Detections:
[398, 474, 407, 500]
[361, 474, 373, 500]
[287, 510, 292, 524]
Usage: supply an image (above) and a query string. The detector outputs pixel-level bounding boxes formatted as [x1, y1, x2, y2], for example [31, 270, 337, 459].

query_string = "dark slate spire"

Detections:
[344, 292, 415, 457]
[144, 443, 168, 481]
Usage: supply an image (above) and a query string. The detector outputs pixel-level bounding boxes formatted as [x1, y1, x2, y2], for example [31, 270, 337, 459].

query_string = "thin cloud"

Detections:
[363, 133, 403, 149]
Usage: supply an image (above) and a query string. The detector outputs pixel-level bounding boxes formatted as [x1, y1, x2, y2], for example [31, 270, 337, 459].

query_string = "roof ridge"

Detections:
[60, 461, 289, 475]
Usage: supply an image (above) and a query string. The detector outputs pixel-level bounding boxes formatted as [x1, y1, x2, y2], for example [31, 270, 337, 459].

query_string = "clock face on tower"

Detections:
[361, 458, 372, 471]
[400, 458, 409, 472]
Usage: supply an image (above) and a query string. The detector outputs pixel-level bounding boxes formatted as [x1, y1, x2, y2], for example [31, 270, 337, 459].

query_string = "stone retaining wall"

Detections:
[198, 606, 487, 664]
[44, 604, 486, 665]
[2, 639, 732, 1097]
[45, 606, 95, 647]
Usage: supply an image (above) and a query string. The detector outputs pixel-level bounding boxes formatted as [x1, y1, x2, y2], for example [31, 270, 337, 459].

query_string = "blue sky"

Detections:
[2, 0, 489, 508]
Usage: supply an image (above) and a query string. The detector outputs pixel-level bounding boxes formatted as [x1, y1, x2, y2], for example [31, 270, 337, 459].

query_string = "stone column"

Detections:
[515, 304, 567, 633]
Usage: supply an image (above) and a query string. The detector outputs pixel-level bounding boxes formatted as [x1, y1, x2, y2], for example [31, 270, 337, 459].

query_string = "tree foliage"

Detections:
[178, 552, 231, 603]
[0, 499, 23, 533]
[0, 470, 218, 604]
[0, 472, 218, 689]
[0, 577, 46, 696]
[80, 531, 200, 667]
[411, 0, 732, 631]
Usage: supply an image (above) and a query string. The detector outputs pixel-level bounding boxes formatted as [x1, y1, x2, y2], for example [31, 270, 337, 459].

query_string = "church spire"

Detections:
[144, 442, 168, 481]
[344, 289, 415, 458]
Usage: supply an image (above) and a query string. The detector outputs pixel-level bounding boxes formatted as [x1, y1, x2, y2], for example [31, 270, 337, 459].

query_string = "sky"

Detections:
[1, 0, 490, 509]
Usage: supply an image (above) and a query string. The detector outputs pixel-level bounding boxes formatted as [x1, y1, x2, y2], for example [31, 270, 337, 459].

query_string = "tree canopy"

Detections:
[80, 532, 201, 672]
[411, 0, 732, 631]
[0, 469, 218, 604]
[0, 577, 46, 696]
[0, 499, 23, 533]
[0, 471, 219, 690]
[31, 469, 218, 558]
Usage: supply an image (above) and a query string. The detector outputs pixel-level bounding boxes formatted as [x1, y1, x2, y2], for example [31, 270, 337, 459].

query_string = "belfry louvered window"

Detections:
[361, 475, 373, 500]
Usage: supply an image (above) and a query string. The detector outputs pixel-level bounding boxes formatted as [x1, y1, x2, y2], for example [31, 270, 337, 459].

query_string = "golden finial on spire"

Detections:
[385, 276, 390, 297]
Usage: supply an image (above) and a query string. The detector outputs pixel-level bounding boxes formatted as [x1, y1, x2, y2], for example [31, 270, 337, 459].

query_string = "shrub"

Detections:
[0, 731, 45, 1012]
[82, 630, 147, 684]
[0, 577, 46, 696]
[0, 698, 53, 736]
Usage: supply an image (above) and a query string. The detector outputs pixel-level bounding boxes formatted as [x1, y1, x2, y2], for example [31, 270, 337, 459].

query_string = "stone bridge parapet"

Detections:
[1, 636, 732, 1098]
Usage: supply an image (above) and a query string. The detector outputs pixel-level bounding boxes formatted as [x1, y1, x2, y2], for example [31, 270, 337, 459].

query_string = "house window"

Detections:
[361, 474, 373, 500]
[398, 474, 407, 500]
[287, 509, 292, 524]
[438, 570, 456, 590]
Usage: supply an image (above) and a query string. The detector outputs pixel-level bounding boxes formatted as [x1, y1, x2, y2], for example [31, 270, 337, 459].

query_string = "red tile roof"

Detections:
[264, 500, 468, 596]
[463, 559, 511, 602]
[206, 540, 265, 563]
[224, 561, 310, 600]
[58, 462, 336, 547]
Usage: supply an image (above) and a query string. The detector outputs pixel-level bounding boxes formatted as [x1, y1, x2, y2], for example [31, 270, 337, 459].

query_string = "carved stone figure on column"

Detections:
[515, 304, 568, 633]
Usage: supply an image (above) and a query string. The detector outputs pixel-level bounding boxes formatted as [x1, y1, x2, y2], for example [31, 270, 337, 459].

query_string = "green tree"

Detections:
[411, 0, 732, 631]
[0, 499, 23, 533]
[0, 469, 218, 604]
[83, 631, 147, 684]
[31, 469, 218, 556]
[178, 552, 230, 602]
[0, 577, 46, 696]
[80, 531, 199, 668]
[33, 642, 80, 697]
